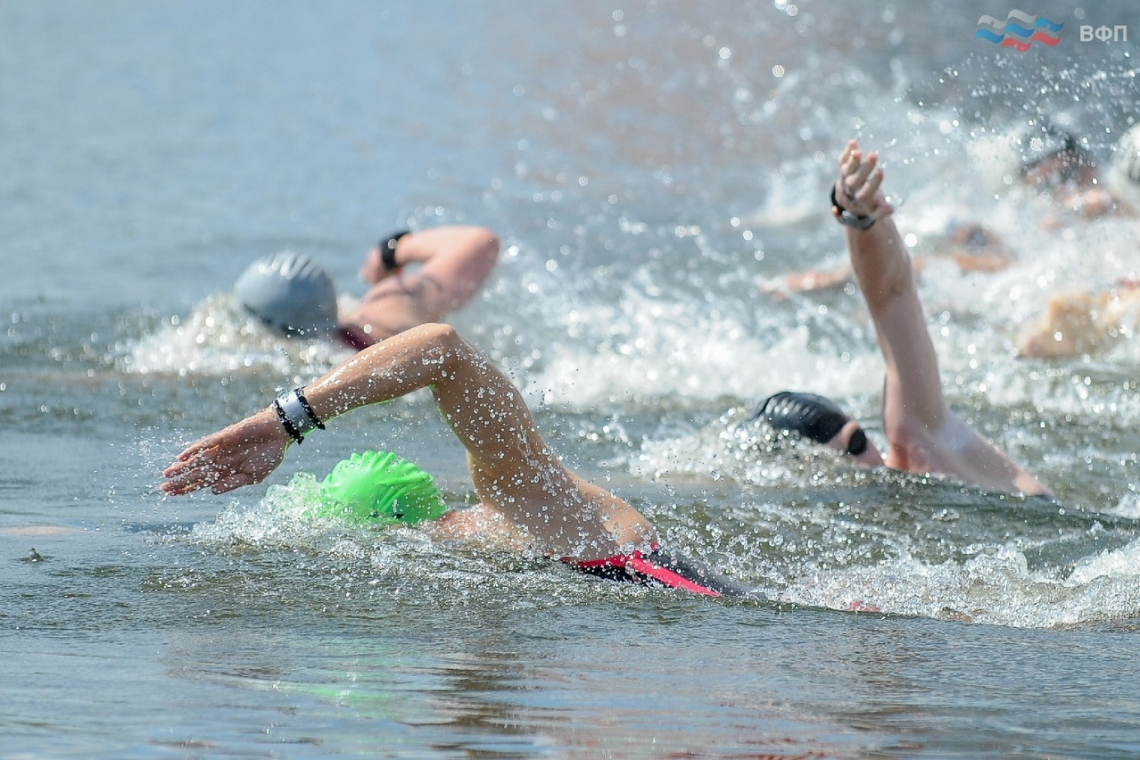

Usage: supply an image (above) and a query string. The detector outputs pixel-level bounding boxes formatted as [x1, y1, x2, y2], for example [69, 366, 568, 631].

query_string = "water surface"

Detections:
[3, 1, 1140, 756]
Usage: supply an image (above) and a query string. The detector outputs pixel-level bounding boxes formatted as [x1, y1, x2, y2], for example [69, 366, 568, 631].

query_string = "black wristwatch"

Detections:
[829, 187, 876, 230]
[380, 230, 411, 271]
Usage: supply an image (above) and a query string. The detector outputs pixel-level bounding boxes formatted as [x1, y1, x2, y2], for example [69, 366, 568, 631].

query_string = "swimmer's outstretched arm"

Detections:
[834, 140, 1050, 496]
[833, 141, 946, 430]
[162, 323, 540, 496]
[162, 322, 657, 555]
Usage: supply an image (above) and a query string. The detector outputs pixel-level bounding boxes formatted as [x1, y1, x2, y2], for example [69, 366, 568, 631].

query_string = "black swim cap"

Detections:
[1013, 121, 1091, 181]
[754, 391, 850, 447]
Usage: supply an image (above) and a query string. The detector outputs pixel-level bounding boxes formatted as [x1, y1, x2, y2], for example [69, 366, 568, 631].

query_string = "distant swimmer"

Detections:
[1017, 124, 1140, 359]
[758, 218, 1012, 300]
[161, 323, 761, 599]
[233, 225, 500, 350]
[753, 140, 1051, 498]
[1017, 277, 1140, 359]
[760, 120, 1138, 300]
[1013, 120, 1139, 226]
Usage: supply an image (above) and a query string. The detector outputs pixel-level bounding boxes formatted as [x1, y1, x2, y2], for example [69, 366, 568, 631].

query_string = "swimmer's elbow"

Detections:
[411, 321, 462, 344]
[477, 228, 501, 264]
[1016, 474, 1053, 499]
[452, 228, 500, 284]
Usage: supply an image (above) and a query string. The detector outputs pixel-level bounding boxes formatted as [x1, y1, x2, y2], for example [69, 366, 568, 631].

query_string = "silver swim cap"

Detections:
[1109, 124, 1140, 214]
[233, 252, 339, 337]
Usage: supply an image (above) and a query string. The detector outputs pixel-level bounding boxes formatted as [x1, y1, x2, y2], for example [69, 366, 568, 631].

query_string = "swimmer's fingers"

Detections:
[161, 414, 288, 496]
[160, 456, 220, 495]
[855, 166, 894, 221]
[836, 162, 885, 221]
[837, 147, 877, 204]
[854, 166, 882, 204]
[165, 421, 247, 466]
[837, 140, 857, 173]
[161, 432, 235, 493]
[839, 151, 863, 192]
[161, 441, 239, 495]
[161, 442, 284, 495]
[838, 142, 872, 181]
[850, 151, 878, 190]
[167, 437, 211, 466]
[161, 438, 221, 490]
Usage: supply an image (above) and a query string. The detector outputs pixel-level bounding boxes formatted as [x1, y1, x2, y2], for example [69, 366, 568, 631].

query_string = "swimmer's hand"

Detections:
[834, 139, 894, 225]
[161, 410, 288, 495]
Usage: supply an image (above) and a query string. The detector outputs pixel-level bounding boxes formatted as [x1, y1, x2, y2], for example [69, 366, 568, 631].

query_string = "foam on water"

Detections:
[178, 473, 685, 610]
[174, 459, 1140, 629]
[521, 286, 884, 409]
[628, 399, 1140, 628]
[782, 542, 1140, 629]
[632, 407, 878, 488]
[121, 292, 355, 379]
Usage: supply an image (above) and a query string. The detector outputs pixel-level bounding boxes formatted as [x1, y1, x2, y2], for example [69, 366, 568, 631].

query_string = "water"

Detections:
[3, 0, 1140, 756]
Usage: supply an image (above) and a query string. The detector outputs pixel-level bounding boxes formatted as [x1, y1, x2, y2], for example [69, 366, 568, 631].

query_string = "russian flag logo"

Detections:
[976, 10, 1063, 51]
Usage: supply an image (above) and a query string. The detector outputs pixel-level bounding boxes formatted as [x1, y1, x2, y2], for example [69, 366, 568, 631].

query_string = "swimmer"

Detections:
[752, 392, 880, 468]
[760, 121, 1139, 300]
[754, 140, 1050, 497]
[233, 226, 499, 349]
[758, 219, 1012, 300]
[1017, 124, 1140, 359]
[161, 323, 759, 598]
[1014, 120, 1138, 225]
[1017, 278, 1140, 359]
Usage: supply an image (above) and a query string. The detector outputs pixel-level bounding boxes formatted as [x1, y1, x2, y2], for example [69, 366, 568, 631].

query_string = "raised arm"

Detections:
[343, 226, 500, 343]
[833, 141, 947, 434]
[833, 140, 1049, 496]
[382, 226, 500, 315]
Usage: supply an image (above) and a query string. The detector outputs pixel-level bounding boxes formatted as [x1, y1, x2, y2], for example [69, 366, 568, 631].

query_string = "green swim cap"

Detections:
[313, 451, 447, 526]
